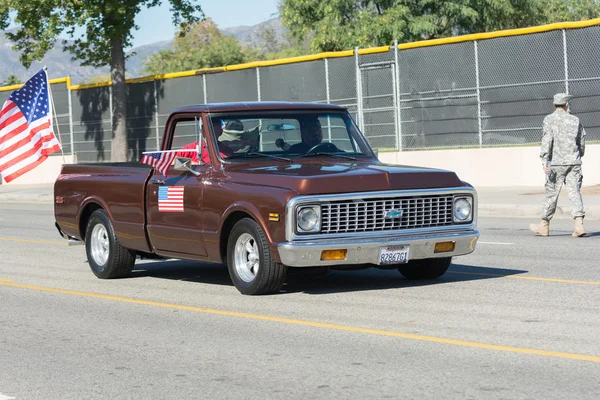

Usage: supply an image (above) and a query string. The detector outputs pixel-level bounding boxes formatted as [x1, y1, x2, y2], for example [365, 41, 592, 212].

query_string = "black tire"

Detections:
[397, 257, 451, 280]
[227, 218, 287, 295]
[84, 209, 135, 279]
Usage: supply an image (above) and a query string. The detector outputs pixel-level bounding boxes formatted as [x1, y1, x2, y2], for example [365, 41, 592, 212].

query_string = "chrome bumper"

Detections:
[277, 230, 479, 267]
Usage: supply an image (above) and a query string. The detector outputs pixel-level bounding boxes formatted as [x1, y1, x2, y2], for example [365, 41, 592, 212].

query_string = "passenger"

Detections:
[288, 117, 324, 153]
[177, 120, 234, 164]
[219, 119, 260, 153]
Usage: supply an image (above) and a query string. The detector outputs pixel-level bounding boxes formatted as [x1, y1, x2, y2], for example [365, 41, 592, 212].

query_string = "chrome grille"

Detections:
[320, 195, 454, 234]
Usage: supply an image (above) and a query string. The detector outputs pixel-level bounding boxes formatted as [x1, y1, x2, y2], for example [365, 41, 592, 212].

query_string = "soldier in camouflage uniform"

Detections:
[530, 93, 586, 237]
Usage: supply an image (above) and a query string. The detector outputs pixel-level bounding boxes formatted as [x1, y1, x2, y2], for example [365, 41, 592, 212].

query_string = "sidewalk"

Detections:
[1, 183, 599, 219]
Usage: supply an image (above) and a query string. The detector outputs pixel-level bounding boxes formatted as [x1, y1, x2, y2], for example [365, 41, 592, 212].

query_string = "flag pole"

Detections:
[44, 66, 66, 164]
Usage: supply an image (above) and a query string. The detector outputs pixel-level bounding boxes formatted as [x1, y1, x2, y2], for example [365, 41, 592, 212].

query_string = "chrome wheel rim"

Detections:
[90, 224, 109, 267]
[234, 233, 260, 283]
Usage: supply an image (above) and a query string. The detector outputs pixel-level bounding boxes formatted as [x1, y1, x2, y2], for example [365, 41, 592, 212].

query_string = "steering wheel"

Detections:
[306, 142, 339, 154]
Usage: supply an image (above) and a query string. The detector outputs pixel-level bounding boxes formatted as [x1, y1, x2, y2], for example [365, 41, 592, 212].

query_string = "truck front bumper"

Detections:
[277, 230, 479, 267]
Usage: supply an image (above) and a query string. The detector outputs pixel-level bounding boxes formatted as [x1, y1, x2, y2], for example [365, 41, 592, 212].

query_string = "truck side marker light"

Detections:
[269, 213, 280, 222]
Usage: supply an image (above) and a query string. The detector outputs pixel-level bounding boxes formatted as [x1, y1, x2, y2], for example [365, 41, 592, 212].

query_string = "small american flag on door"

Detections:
[158, 186, 184, 212]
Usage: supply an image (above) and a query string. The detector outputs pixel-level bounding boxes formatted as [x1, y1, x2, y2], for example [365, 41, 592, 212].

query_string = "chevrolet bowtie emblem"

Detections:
[384, 209, 403, 219]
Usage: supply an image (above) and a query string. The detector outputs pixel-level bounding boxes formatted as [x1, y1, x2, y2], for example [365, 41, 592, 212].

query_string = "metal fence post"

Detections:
[325, 58, 332, 141]
[153, 80, 160, 150]
[474, 40, 483, 148]
[393, 40, 402, 151]
[355, 47, 364, 132]
[67, 78, 74, 157]
[325, 58, 331, 105]
[202, 74, 208, 104]
[256, 67, 262, 102]
[562, 29, 569, 94]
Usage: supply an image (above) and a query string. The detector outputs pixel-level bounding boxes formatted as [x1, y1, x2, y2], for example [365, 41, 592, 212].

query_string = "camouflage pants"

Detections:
[541, 165, 585, 221]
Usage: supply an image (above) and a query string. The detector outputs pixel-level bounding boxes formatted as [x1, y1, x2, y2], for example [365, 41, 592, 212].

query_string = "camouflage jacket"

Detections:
[540, 109, 586, 165]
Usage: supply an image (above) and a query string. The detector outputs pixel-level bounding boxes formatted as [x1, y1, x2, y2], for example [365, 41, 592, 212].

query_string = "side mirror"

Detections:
[174, 157, 201, 176]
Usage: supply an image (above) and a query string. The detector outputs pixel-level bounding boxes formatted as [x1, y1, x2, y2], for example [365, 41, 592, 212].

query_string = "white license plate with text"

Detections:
[378, 245, 410, 265]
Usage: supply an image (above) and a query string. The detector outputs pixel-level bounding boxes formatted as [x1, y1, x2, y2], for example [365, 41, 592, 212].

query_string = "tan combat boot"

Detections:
[529, 220, 549, 236]
[572, 217, 587, 237]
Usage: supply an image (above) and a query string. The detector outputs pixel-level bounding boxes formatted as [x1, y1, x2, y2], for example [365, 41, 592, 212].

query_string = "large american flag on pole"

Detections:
[0, 69, 61, 183]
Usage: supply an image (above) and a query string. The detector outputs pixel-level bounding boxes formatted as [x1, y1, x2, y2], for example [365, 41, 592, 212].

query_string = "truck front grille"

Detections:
[320, 195, 454, 234]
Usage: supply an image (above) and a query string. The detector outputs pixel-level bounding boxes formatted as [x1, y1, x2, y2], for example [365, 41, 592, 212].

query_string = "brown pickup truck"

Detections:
[54, 102, 479, 295]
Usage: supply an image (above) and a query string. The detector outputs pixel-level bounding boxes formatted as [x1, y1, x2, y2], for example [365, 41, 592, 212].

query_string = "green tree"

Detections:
[0, 1, 203, 162]
[279, 0, 598, 52]
[542, 0, 600, 23]
[247, 21, 312, 61]
[3, 74, 22, 86]
[143, 18, 246, 75]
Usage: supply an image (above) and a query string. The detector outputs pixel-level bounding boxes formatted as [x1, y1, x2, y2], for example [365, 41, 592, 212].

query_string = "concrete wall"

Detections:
[1, 155, 76, 185]
[379, 144, 600, 187]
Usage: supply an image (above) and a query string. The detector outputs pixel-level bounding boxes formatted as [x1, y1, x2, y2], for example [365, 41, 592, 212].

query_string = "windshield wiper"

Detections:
[299, 152, 357, 161]
[228, 152, 292, 163]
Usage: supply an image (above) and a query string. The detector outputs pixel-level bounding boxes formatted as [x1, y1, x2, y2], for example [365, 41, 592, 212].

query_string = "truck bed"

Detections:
[54, 163, 154, 253]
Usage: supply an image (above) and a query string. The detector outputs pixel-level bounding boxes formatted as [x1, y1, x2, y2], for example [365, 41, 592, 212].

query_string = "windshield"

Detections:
[207, 111, 373, 162]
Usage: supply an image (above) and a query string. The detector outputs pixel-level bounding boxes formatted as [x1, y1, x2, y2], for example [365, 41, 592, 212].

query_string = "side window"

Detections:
[170, 119, 200, 150]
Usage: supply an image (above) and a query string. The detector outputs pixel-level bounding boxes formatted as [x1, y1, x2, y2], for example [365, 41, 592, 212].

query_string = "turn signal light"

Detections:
[434, 241, 455, 253]
[320, 249, 347, 261]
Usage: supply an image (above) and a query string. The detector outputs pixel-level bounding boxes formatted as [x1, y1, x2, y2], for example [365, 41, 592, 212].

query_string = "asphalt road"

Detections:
[0, 203, 599, 400]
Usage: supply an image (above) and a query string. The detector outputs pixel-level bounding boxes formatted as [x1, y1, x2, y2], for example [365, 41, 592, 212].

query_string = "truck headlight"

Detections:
[453, 197, 473, 223]
[297, 206, 320, 233]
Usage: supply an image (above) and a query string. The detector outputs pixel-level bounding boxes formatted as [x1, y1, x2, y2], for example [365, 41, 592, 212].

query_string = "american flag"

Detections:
[0, 69, 61, 183]
[158, 186, 184, 212]
[141, 151, 176, 176]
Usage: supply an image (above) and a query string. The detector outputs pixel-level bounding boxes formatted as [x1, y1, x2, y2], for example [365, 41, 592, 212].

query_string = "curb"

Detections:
[478, 204, 600, 219]
[0, 195, 53, 204]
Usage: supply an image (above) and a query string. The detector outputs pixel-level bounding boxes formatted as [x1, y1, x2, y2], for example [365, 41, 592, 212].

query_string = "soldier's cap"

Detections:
[553, 93, 572, 105]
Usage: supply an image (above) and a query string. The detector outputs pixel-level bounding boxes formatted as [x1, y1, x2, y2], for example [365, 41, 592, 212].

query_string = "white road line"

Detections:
[478, 241, 515, 245]
[0, 393, 16, 400]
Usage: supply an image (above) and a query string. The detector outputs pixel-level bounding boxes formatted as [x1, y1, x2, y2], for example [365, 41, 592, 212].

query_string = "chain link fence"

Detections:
[3, 23, 599, 162]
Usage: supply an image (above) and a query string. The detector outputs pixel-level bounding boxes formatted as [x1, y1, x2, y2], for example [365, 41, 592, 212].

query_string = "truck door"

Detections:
[146, 116, 209, 257]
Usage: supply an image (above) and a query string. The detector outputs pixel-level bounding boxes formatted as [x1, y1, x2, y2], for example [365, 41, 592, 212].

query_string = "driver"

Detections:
[288, 117, 323, 153]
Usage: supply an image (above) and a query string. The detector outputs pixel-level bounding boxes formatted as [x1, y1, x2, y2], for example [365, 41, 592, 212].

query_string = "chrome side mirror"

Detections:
[174, 157, 201, 176]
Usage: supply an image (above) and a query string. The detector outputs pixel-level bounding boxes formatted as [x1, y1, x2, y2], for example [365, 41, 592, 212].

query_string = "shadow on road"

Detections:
[130, 260, 527, 295]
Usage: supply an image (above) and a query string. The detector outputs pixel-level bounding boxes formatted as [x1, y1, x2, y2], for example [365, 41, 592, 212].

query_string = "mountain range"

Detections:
[0, 18, 283, 85]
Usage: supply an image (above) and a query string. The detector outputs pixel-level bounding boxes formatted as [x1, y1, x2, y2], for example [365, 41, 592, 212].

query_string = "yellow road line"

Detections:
[0, 278, 12, 282]
[448, 271, 600, 285]
[0, 238, 67, 246]
[1, 281, 599, 363]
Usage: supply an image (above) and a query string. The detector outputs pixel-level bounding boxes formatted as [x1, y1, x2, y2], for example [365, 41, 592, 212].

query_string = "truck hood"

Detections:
[225, 160, 467, 195]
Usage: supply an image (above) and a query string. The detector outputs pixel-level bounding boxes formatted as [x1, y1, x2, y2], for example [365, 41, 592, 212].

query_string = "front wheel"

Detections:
[397, 257, 451, 280]
[84, 209, 136, 279]
[227, 218, 287, 295]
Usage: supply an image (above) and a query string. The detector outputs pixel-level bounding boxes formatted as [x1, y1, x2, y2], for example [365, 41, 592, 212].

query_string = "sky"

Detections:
[6, 0, 280, 49]
[131, 0, 280, 48]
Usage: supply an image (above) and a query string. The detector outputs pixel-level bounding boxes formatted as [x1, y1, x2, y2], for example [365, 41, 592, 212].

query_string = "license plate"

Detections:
[378, 245, 410, 265]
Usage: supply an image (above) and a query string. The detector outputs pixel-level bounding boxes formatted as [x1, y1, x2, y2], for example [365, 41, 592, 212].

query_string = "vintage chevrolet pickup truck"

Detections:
[54, 102, 479, 295]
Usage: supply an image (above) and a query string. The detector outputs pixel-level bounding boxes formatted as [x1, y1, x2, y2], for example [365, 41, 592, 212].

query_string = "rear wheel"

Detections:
[84, 209, 135, 279]
[227, 218, 287, 295]
[397, 257, 451, 280]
